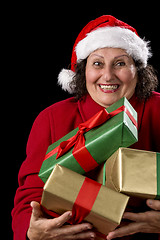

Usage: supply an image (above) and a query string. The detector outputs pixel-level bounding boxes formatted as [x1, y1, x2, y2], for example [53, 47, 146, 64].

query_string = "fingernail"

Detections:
[87, 225, 93, 229]
[68, 212, 72, 217]
[90, 233, 95, 238]
[148, 199, 153, 206]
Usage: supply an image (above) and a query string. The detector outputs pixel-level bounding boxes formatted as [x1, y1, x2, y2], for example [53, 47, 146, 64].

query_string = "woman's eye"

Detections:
[116, 61, 126, 67]
[93, 61, 103, 67]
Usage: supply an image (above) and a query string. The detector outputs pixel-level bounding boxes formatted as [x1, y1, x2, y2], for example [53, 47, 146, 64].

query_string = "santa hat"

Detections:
[58, 15, 152, 94]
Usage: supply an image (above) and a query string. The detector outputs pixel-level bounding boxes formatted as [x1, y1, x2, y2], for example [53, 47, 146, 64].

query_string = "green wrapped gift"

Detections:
[39, 97, 138, 183]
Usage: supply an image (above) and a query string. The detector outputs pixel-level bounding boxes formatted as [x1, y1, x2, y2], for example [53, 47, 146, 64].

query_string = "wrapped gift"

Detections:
[39, 97, 138, 183]
[41, 164, 129, 238]
[97, 148, 160, 201]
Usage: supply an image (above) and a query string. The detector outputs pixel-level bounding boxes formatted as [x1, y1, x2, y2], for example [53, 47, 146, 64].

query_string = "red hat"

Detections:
[58, 15, 151, 93]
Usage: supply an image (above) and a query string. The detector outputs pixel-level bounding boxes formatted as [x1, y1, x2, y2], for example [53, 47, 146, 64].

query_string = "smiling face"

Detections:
[85, 48, 138, 108]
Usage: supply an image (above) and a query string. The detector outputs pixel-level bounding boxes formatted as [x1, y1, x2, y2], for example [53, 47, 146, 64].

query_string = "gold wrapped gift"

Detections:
[97, 148, 160, 204]
[41, 164, 129, 237]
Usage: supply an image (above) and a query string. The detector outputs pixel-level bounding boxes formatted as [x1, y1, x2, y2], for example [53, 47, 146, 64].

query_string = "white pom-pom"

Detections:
[58, 69, 75, 94]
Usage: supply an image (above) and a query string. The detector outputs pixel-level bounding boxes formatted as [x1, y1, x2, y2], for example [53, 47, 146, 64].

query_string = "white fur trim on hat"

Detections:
[76, 27, 152, 68]
[58, 26, 152, 94]
[58, 69, 75, 93]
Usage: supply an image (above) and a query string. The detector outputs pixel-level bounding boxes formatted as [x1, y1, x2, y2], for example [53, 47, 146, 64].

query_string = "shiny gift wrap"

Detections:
[97, 148, 160, 200]
[39, 97, 137, 183]
[41, 164, 129, 237]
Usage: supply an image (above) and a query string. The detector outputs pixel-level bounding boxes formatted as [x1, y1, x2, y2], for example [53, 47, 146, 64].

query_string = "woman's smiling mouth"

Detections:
[99, 84, 120, 93]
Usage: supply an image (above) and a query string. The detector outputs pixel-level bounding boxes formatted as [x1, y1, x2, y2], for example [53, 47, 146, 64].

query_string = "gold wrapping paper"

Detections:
[41, 164, 129, 237]
[97, 148, 158, 200]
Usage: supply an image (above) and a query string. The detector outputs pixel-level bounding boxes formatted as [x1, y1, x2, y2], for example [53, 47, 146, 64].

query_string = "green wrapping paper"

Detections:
[39, 97, 138, 183]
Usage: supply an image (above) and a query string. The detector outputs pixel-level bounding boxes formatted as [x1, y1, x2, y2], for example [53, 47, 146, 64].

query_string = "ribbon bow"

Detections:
[55, 109, 111, 172]
[44, 105, 137, 172]
[56, 109, 110, 159]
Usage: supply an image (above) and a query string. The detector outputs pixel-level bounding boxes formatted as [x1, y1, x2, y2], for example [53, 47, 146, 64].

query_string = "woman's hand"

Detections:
[106, 199, 160, 239]
[27, 201, 96, 240]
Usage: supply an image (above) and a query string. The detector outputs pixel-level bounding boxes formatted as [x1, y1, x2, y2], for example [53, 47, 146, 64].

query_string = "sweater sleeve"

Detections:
[150, 93, 160, 152]
[12, 108, 53, 240]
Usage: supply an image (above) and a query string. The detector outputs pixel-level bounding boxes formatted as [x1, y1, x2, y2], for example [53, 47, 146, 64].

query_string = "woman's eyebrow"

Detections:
[90, 54, 130, 59]
[90, 53, 104, 58]
[114, 54, 130, 59]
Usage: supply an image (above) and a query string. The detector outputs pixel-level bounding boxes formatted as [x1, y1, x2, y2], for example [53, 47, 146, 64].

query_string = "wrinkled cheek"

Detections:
[127, 66, 138, 84]
[86, 71, 100, 90]
[86, 70, 98, 82]
[119, 69, 137, 87]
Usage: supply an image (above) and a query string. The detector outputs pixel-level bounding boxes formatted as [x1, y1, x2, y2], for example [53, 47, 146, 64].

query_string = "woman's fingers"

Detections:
[147, 199, 160, 211]
[30, 201, 43, 219]
[53, 211, 72, 227]
[62, 222, 93, 235]
[54, 224, 95, 239]
[29, 201, 96, 239]
[107, 200, 160, 240]
[65, 229, 96, 239]
[123, 211, 153, 222]
[107, 222, 145, 240]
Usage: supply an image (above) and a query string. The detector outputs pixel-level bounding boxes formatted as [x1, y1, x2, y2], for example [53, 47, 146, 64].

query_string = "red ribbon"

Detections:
[56, 108, 110, 158]
[41, 177, 106, 238]
[41, 204, 107, 239]
[44, 105, 137, 172]
[40, 178, 101, 223]
[71, 177, 101, 224]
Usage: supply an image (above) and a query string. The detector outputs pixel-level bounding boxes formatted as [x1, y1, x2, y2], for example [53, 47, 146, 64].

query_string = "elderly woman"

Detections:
[12, 15, 160, 240]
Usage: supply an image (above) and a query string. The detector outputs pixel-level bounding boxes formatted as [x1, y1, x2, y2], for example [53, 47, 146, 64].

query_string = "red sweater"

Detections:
[12, 92, 160, 240]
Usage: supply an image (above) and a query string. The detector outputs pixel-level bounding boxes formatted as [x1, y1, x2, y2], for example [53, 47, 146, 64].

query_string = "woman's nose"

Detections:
[101, 65, 114, 82]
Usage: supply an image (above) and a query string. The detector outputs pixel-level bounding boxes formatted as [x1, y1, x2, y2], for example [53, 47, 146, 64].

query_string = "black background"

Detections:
[6, 3, 160, 239]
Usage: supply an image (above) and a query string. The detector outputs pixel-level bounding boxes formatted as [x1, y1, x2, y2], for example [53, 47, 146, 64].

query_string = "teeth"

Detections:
[99, 84, 119, 90]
